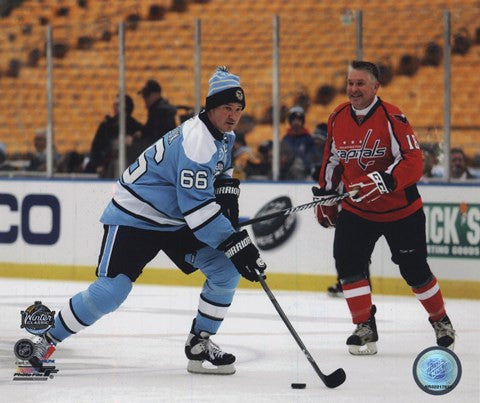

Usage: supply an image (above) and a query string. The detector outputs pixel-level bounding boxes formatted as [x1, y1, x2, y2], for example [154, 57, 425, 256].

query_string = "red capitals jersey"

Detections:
[318, 98, 423, 222]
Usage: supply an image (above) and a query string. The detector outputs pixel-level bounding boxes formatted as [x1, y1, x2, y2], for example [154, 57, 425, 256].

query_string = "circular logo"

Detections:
[235, 89, 244, 101]
[251, 196, 297, 250]
[21, 301, 55, 335]
[413, 346, 462, 395]
[14, 338, 36, 360]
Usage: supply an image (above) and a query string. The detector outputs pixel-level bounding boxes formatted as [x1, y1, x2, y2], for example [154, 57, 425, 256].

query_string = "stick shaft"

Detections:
[257, 274, 328, 383]
[239, 191, 354, 227]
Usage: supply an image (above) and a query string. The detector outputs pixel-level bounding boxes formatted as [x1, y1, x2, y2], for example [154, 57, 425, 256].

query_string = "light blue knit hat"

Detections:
[205, 66, 245, 111]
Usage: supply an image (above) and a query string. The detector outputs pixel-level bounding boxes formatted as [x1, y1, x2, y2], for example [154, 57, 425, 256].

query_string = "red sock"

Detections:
[412, 276, 446, 321]
[342, 279, 372, 324]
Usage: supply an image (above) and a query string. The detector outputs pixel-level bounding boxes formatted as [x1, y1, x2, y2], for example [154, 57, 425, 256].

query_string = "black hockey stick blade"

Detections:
[256, 271, 346, 388]
[322, 367, 347, 389]
[239, 190, 357, 228]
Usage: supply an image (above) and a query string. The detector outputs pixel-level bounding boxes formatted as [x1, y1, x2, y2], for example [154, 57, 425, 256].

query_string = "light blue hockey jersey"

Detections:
[100, 113, 236, 249]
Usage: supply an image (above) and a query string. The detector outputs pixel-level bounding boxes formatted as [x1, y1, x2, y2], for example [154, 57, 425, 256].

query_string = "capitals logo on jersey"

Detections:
[337, 129, 387, 170]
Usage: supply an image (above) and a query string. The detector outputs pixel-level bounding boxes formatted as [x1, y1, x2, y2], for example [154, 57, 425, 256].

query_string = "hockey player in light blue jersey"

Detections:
[25, 67, 266, 375]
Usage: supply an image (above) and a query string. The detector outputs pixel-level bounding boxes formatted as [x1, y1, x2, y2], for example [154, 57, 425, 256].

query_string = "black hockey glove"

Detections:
[312, 186, 340, 228]
[214, 177, 240, 228]
[219, 230, 266, 282]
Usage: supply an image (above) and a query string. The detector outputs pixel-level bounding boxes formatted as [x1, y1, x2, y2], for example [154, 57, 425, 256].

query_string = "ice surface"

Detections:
[0, 278, 478, 402]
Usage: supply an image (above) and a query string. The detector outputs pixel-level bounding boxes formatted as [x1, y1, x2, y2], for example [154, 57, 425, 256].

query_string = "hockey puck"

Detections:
[291, 383, 306, 389]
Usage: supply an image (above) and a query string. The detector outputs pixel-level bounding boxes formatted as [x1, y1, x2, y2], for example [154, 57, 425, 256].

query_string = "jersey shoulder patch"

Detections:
[381, 101, 409, 125]
[392, 114, 408, 124]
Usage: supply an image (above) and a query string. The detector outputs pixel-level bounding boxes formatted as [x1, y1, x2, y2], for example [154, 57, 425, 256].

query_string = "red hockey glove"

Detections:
[312, 186, 340, 228]
[348, 171, 395, 203]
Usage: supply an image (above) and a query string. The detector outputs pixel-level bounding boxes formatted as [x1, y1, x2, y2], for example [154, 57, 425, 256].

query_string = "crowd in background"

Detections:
[1, 78, 478, 182]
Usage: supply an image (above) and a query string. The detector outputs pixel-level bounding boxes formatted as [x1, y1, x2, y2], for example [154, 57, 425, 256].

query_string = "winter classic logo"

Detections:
[13, 301, 58, 381]
[21, 301, 55, 335]
[424, 202, 480, 258]
[413, 346, 462, 395]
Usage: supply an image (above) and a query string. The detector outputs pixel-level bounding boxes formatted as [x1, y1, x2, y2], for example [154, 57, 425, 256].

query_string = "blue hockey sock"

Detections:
[48, 274, 132, 342]
[195, 277, 238, 335]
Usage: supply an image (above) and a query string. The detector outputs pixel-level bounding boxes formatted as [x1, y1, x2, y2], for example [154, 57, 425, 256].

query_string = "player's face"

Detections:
[346, 69, 379, 109]
[208, 103, 243, 132]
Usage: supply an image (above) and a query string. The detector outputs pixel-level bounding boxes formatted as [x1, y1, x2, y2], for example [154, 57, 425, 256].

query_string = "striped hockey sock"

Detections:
[195, 293, 231, 335]
[342, 279, 372, 324]
[412, 276, 446, 321]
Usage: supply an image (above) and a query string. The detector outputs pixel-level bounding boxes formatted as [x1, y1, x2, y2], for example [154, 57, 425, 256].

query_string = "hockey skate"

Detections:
[327, 282, 344, 298]
[185, 320, 236, 375]
[346, 305, 378, 355]
[14, 334, 56, 368]
[430, 314, 455, 350]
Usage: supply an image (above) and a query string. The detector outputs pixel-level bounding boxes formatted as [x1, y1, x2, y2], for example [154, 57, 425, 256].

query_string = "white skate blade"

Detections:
[348, 341, 377, 355]
[187, 360, 236, 375]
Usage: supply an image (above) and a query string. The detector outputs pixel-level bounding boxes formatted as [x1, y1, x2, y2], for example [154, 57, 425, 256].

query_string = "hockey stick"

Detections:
[239, 190, 357, 227]
[256, 270, 346, 388]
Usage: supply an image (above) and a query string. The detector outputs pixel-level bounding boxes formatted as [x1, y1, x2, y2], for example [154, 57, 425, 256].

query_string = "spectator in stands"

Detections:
[57, 151, 86, 174]
[232, 136, 259, 180]
[235, 113, 256, 139]
[85, 94, 144, 178]
[420, 144, 442, 181]
[138, 79, 177, 145]
[26, 128, 60, 171]
[450, 147, 477, 180]
[280, 106, 315, 180]
[0, 142, 15, 171]
[245, 140, 273, 180]
[311, 122, 328, 180]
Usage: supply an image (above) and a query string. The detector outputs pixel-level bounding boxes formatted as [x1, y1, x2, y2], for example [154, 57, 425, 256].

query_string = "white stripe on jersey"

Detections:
[386, 120, 403, 174]
[325, 140, 341, 191]
[113, 183, 185, 226]
[182, 118, 218, 164]
[184, 201, 221, 230]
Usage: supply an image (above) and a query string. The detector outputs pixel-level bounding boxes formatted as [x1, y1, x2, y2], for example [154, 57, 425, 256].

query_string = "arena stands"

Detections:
[0, 0, 479, 167]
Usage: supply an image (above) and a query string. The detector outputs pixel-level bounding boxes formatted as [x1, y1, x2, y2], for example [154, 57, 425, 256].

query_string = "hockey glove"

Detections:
[312, 186, 340, 228]
[348, 171, 395, 203]
[214, 178, 240, 228]
[219, 230, 266, 282]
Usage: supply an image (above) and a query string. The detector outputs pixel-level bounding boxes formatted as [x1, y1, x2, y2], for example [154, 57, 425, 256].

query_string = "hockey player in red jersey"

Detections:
[312, 61, 455, 355]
